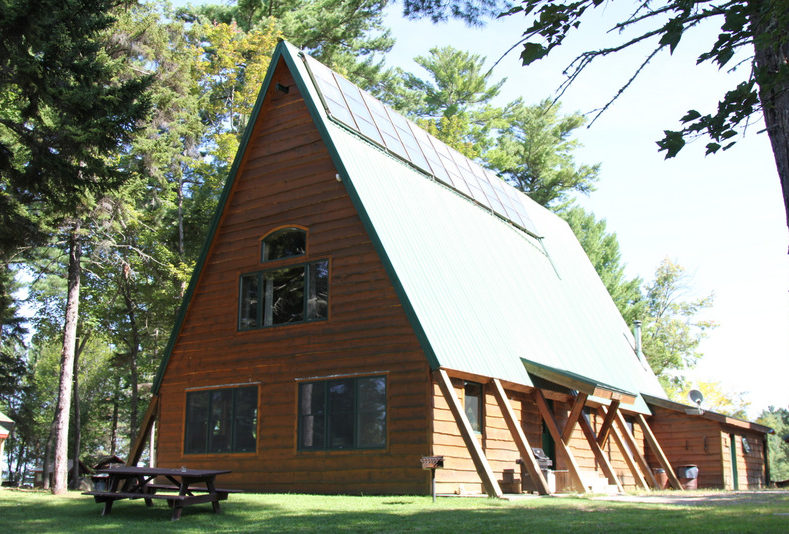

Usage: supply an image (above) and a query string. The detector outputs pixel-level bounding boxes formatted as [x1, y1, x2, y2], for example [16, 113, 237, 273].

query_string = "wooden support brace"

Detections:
[596, 399, 620, 448]
[611, 409, 660, 489]
[435, 370, 502, 498]
[128, 394, 159, 466]
[532, 389, 588, 494]
[636, 413, 682, 490]
[490, 379, 551, 495]
[575, 404, 624, 493]
[561, 392, 588, 442]
[604, 411, 650, 491]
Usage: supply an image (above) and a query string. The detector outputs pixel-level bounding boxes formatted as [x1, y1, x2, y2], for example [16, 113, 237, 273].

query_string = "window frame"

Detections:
[238, 259, 329, 330]
[297, 375, 388, 451]
[463, 381, 484, 434]
[183, 385, 259, 456]
[260, 226, 307, 263]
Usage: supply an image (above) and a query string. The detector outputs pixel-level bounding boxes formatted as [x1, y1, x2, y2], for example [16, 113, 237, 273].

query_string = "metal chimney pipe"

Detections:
[633, 320, 643, 357]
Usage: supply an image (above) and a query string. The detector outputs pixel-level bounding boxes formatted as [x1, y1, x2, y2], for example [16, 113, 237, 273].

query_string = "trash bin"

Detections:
[653, 468, 669, 489]
[676, 465, 699, 490]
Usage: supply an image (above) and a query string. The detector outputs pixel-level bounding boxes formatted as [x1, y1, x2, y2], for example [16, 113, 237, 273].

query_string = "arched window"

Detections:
[261, 227, 306, 262]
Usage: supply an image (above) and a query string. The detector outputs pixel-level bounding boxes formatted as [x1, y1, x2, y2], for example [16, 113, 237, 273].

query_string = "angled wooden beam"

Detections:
[127, 394, 159, 466]
[435, 370, 502, 498]
[607, 415, 650, 491]
[561, 392, 588, 442]
[636, 413, 682, 490]
[596, 399, 620, 448]
[532, 389, 587, 493]
[575, 401, 624, 493]
[490, 379, 551, 495]
[611, 409, 660, 489]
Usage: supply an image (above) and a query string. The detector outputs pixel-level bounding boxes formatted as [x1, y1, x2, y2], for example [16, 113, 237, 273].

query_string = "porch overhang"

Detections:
[521, 358, 637, 405]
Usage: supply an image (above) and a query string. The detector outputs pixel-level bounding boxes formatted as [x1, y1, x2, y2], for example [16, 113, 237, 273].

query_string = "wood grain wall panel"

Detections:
[155, 59, 431, 495]
[644, 406, 751, 489]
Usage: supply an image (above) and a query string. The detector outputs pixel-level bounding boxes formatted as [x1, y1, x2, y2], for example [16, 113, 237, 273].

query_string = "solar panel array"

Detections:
[302, 54, 539, 237]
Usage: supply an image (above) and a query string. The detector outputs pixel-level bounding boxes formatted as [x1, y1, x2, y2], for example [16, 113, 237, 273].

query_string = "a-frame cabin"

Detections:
[137, 41, 769, 495]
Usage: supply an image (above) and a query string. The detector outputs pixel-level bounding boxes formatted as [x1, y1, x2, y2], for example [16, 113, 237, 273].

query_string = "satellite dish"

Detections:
[688, 389, 704, 407]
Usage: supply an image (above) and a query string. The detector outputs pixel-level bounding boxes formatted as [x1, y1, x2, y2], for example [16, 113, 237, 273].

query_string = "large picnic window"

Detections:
[298, 375, 387, 450]
[239, 260, 328, 330]
[184, 386, 258, 454]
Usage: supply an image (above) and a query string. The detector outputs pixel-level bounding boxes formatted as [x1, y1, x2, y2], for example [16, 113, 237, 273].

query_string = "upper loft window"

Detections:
[262, 227, 306, 262]
[239, 261, 328, 329]
[241, 226, 328, 330]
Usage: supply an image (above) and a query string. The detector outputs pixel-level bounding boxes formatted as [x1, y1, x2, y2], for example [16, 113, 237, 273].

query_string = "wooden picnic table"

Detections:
[83, 466, 234, 521]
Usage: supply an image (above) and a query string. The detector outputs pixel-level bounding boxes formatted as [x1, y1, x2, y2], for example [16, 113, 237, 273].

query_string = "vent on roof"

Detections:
[300, 52, 540, 238]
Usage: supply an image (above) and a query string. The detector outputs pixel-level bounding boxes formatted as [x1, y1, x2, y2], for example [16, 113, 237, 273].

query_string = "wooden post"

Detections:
[605, 412, 650, 491]
[127, 395, 159, 466]
[575, 403, 624, 493]
[610, 409, 660, 489]
[532, 389, 588, 493]
[636, 413, 682, 490]
[596, 399, 620, 447]
[490, 379, 551, 495]
[561, 392, 588, 442]
[435, 370, 502, 498]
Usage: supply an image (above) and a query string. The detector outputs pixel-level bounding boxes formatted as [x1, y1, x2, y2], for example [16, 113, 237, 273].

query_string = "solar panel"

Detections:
[304, 56, 357, 129]
[361, 91, 409, 160]
[301, 52, 540, 237]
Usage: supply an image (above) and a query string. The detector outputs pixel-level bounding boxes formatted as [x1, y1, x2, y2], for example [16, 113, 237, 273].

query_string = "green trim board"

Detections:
[151, 43, 292, 393]
[642, 393, 773, 434]
[286, 47, 443, 371]
[522, 358, 637, 404]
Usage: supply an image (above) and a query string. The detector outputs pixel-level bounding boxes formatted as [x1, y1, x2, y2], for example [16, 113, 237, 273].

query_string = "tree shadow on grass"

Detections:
[2, 492, 788, 534]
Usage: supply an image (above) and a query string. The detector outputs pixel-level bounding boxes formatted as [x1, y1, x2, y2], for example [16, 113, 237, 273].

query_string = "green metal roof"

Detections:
[153, 42, 668, 415]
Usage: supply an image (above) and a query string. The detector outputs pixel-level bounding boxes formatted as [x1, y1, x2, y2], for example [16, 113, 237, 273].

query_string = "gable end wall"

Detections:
[156, 59, 431, 494]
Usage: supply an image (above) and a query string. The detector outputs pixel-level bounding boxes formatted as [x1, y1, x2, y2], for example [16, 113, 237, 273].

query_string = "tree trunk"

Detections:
[52, 221, 81, 494]
[177, 171, 185, 259]
[41, 401, 59, 490]
[110, 375, 119, 457]
[69, 345, 80, 490]
[69, 335, 89, 490]
[120, 268, 140, 443]
[751, 0, 789, 239]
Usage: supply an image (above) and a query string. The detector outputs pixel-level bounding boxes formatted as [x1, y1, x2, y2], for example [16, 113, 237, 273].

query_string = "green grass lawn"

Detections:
[1, 489, 788, 533]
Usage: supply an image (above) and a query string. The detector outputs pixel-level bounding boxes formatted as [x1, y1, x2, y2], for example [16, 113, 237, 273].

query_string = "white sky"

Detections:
[382, 5, 789, 418]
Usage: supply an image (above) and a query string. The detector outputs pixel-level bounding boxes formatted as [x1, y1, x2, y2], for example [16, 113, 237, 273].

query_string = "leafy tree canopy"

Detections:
[560, 205, 644, 325]
[185, 0, 395, 86]
[673, 381, 751, 418]
[757, 405, 789, 482]
[641, 258, 716, 389]
[402, 0, 789, 236]
[486, 99, 599, 207]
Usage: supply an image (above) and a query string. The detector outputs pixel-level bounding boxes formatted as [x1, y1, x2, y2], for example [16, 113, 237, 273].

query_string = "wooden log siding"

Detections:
[490, 379, 550, 495]
[156, 60, 432, 494]
[646, 405, 767, 490]
[431, 377, 547, 495]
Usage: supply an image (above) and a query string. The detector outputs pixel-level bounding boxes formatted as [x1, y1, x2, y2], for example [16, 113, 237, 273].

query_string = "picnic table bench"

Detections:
[83, 466, 234, 521]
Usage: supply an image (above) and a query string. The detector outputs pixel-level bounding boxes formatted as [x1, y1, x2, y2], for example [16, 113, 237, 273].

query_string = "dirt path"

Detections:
[591, 490, 789, 506]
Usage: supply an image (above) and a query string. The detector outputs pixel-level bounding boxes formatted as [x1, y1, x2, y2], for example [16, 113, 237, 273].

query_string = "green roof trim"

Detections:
[287, 48, 441, 370]
[642, 393, 773, 434]
[152, 43, 291, 393]
[522, 358, 637, 403]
